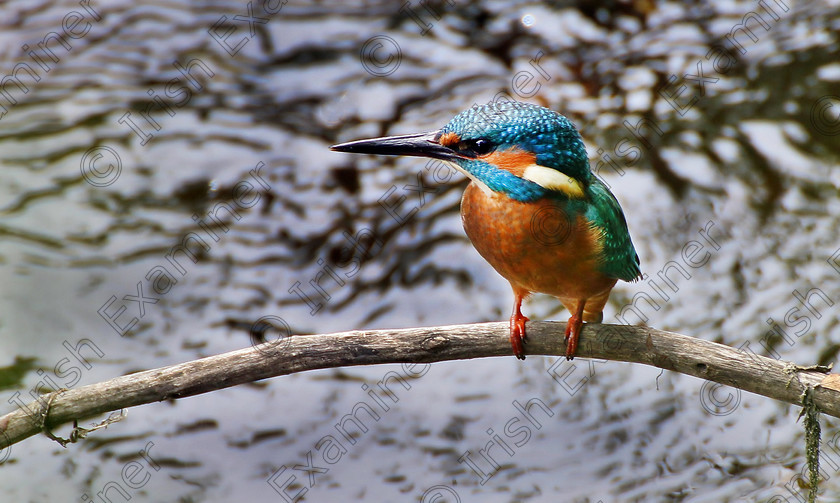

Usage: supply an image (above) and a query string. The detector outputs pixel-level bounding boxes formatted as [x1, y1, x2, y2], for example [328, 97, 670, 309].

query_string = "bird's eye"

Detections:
[460, 139, 495, 156]
[472, 139, 494, 155]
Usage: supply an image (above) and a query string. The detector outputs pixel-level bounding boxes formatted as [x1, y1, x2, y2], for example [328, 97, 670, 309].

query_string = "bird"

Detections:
[330, 101, 641, 360]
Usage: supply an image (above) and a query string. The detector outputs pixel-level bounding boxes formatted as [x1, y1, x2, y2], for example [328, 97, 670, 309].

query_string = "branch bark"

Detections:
[2, 321, 839, 450]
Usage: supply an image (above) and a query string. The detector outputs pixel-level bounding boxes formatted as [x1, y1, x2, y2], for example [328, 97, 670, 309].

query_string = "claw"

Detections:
[510, 311, 529, 360]
[509, 289, 530, 360]
[564, 315, 581, 360]
[564, 301, 586, 360]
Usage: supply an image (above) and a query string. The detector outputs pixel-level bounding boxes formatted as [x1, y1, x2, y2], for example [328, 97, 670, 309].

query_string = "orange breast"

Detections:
[460, 182, 617, 302]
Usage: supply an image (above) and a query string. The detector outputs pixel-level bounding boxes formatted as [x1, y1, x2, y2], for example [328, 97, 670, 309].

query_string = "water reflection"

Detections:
[1, 0, 839, 501]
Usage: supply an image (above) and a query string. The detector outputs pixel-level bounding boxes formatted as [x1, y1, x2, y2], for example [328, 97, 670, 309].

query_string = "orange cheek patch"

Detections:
[438, 132, 461, 148]
[482, 148, 537, 177]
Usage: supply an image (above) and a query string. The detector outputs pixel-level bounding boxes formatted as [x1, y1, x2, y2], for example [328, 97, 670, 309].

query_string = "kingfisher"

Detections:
[331, 101, 641, 360]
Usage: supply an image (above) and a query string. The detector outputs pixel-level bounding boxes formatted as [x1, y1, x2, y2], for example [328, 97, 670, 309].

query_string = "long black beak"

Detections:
[331, 131, 460, 162]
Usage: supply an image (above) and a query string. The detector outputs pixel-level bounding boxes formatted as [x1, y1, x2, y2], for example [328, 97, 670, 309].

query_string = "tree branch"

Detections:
[2, 322, 839, 450]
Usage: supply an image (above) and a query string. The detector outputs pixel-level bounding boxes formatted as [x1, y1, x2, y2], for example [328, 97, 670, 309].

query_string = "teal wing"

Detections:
[584, 177, 642, 282]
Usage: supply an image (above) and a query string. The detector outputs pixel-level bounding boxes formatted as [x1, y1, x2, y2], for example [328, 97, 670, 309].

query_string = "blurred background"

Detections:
[1, 0, 840, 501]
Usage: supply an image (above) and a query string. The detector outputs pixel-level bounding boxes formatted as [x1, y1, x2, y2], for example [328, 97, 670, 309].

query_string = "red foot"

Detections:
[509, 312, 529, 360]
[564, 314, 583, 360]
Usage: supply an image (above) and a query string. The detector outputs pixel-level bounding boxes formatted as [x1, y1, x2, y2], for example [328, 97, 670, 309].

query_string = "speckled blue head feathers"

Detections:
[435, 101, 592, 201]
[443, 102, 588, 171]
[331, 101, 593, 203]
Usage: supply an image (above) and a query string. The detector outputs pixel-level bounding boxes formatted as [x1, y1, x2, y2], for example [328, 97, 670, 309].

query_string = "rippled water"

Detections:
[1, 0, 840, 501]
